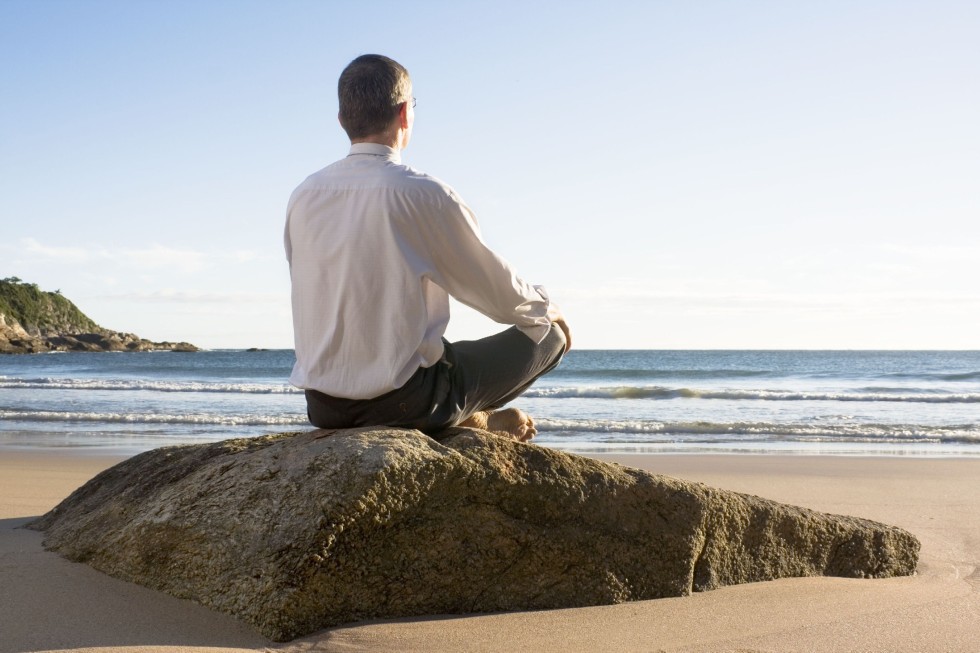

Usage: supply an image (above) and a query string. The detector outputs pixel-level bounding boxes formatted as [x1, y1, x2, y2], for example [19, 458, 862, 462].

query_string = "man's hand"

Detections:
[553, 316, 572, 354]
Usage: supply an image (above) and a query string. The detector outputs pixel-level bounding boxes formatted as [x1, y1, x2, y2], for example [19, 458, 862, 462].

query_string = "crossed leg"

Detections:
[446, 324, 565, 442]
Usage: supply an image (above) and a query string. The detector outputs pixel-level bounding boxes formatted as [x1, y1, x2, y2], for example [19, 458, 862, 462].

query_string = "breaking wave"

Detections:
[534, 418, 980, 444]
[523, 386, 980, 403]
[4, 376, 977, 404]
[0, 409, 307, 427]
[0, 377, 300, 394]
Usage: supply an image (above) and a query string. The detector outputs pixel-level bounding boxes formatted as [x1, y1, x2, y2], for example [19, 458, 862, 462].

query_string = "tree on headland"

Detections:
[0, 277, 100, 334]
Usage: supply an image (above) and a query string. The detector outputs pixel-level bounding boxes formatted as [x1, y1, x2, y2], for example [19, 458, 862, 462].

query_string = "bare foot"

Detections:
[457, 411, 490, 431]
[458, 408, 536, 442]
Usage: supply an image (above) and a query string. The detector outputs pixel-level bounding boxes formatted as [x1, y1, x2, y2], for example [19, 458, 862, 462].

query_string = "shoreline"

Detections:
[3, 445, 980, 652]
[5, 435, 980, 459]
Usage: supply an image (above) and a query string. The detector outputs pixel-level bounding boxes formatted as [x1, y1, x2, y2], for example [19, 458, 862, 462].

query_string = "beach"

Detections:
[3, 448, 979, 653]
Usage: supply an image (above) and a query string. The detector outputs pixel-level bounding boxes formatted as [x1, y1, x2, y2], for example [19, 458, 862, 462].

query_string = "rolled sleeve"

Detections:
[514, 285, 554, 344]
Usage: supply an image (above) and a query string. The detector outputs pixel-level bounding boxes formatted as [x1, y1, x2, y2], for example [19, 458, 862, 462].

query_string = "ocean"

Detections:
[1, 350, 978, 456]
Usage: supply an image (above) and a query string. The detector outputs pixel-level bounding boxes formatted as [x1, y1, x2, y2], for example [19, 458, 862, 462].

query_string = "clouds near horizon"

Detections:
[2, 1, 977, 349]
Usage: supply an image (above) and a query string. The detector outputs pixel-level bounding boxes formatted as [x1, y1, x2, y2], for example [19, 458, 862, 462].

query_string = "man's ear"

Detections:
[398, 101, 410, 129]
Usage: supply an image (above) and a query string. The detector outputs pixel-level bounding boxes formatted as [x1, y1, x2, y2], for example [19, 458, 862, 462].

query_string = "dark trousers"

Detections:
[305, 324, 566, 435]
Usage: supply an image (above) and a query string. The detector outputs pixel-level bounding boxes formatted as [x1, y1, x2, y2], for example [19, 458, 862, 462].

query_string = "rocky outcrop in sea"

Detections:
[30, 427, 920, 642]
[0, 278, 197, 353]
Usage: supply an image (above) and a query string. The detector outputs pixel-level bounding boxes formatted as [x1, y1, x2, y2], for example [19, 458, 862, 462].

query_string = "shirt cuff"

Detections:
[516, 285, 554, 344]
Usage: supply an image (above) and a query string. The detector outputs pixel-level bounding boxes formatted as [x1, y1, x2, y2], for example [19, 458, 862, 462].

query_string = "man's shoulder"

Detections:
[398, 165, 460, 200]
[292, 158, 356, 189]
[367, 160, 458, 201]
[293, 157, 459, 200]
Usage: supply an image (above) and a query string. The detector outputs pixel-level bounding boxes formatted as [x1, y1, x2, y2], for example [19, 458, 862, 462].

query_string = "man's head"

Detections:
[338, 54, 413, 144]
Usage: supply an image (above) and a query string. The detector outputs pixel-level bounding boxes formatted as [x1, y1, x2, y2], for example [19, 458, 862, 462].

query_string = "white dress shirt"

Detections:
[285, 143, 554, 399]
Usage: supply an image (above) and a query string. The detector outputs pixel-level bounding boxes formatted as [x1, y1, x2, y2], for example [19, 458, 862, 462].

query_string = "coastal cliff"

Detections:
[0, 277, 198, 354]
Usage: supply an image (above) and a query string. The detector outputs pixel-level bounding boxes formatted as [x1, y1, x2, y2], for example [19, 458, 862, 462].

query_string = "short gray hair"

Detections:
[338, 54, 412, 139]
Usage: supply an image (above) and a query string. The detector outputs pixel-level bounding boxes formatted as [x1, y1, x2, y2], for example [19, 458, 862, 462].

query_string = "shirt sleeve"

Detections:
[411, 187, 554, 343]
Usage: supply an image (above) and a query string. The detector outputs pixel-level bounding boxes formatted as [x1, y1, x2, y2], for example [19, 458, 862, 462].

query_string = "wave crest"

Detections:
[534, 418, 980, 443]
[0, 377, 300, 394]
[0, 409, 307, 427]
[523, 386, 980, 403]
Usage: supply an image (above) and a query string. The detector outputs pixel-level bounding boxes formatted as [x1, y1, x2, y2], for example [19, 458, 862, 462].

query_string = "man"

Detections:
[285, 54, 570, 442]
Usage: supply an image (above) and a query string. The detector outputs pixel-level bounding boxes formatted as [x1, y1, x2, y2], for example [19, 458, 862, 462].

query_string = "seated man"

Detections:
[285, 54, 570, 441]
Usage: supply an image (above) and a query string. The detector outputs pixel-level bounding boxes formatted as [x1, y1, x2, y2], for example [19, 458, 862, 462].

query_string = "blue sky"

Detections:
[1, 0, 977, 349]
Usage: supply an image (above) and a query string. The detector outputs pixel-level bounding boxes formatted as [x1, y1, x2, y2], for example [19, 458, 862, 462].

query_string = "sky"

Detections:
[1, 0, 978, 350]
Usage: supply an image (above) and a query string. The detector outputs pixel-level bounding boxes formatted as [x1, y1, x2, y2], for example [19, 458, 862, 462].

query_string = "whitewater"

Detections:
[1, 349, 978, 455]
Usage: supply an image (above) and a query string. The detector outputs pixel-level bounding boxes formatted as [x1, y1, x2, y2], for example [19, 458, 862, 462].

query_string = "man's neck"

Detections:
[350, 125, 409, 152]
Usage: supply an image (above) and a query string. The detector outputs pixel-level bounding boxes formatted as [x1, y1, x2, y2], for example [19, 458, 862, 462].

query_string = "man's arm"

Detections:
[410, 187, 565, 346]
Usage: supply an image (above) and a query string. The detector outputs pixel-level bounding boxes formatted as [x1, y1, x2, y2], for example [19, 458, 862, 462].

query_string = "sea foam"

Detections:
[0, 377, 301, 394]
[523, 386, 980, 403]
[534, 418, 980, 443]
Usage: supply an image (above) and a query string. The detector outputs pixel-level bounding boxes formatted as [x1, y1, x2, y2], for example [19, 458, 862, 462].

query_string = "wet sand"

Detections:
[2, 448, 978, 652]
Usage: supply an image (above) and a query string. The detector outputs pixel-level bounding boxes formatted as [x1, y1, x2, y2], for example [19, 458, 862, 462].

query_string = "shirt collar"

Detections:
[348, 143, 401, 163]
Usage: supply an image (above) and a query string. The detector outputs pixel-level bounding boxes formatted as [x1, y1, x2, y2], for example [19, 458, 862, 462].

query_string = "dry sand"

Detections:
[2, 448, 978, 653]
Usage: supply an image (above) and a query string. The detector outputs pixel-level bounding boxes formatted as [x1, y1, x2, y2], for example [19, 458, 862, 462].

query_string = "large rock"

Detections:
[30, 428, 919, 641]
